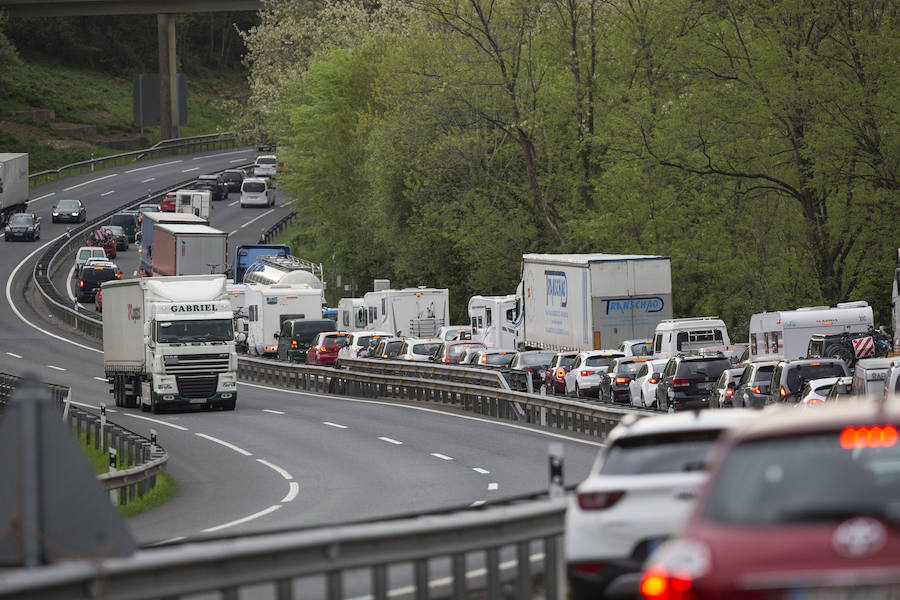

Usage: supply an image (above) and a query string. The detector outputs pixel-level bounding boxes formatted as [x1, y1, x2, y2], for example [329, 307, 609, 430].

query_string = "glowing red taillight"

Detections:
[291, 340, 297, 349]
[724, 388, 733, 398]
[780, 386, 787, 397]
[840, 425, 898, 449]
[615, 377, 630, 385]
[555, 368, 566, 379]
[649, 377, 659, 384]
[750, 385, 761, 394]
[672, 378, 690, 388]
[579, 370, 594, 376]
[640, 566, 694, 599]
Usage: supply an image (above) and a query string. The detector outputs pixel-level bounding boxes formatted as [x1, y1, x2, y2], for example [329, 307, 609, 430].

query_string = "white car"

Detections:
[629, 358, 668, 408]
[337, 331, 394, 360]
[253, 154, 278, 178]
[617, 338, 654, 357]
[396, 338, 442, 361]
[564, 350, 624, 399]
[798, 376, 842, 407]
[436, 325, 473, 341]
[74, 246, 108, 276]
[240, 177, 274, 208]
[565, 409, 759, 600]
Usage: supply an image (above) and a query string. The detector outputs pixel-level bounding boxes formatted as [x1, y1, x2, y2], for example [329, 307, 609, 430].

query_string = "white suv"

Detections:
[564, 350, 623, 398]
[565, 409, 759, 599]
[337, 331, 394, 360]
[253, 155, 278, 178]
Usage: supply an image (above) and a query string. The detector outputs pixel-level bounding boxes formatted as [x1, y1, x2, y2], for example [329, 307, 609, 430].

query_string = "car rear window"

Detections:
[413, 343, 440, 355]
[703, 430, 900, 525]
[323, 334, 349, 347]
[617, 360, 648, 375]
[600, 429, 723, 475]
[243, 182, 267, 193]
[110, 215, 136, 228]
[585, 355, 618, 367]
[515, 352, 556, 367]
[483, 353, 513, 366]
[449, 343, 484, 358]
[81, 268, 119, 283]
[631, 342, 654, 356]
[559, 355, 576, 369]
[784, 363, 846, 393]
[258, 157, 276, 164]
[677, 358, 731, 378]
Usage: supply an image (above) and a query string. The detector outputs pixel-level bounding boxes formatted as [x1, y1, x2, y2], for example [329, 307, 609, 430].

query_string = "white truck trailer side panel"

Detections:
[0, 153, 28, 213]
[522, 259, 591, 350]
[102, 279, 147, 372]
[246, 284, 323, 354]
[749, 303, 874, 360]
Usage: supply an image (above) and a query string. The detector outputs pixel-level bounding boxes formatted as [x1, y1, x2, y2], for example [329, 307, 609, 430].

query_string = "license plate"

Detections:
[698, 382, 713, 390]
[786, 585, 900, 600]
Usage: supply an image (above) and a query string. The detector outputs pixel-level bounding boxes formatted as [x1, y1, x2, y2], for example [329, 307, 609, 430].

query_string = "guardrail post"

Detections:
[486, 547, 501, 599]
[516, 541, 532, 599]
[326, 571, 342, 600]
[543, 535, 566, 600]
[548, 443, 564, 498]
[373, 565, 388, 600]
[451, 553, 466, 600]
[414, 559, 428, 600]
[108, 448, 118, 506]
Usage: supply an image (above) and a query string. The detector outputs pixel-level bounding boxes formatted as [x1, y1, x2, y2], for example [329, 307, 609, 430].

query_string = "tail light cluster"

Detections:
[576, 490, 625, 510]
[291, 340, 297, 349]
[723, 387, 733, 398]
[555, 368, 566, 379]
[615, 377, 631, 385]
[649, 377, 660, 385]
[672, 378, 690, 388]
[580, 369, 595, 377]
[640, 540, 710, 600]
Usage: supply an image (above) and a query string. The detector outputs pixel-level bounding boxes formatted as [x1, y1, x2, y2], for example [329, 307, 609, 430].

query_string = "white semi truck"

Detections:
[101, 275, 238, 413]
[520, 253, 673, 352]
[0, 152, 28, 226]
[468, 294, 521, 349]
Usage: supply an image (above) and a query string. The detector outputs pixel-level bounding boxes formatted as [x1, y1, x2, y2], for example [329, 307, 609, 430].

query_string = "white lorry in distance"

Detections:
[244, 283, 323, 356]
[0, 152, 28, 226]
[748, 302, 873, 361]
[338, 297, 365, 332]
[361, 287, 449, 338]
[101, 275, 238, 413]
[151, 223, 228, 277]
[652, 317, 731, 358]
[175, 189, 212, 219]
[468, 294, 521, 349]
[520, 253, 673, 352]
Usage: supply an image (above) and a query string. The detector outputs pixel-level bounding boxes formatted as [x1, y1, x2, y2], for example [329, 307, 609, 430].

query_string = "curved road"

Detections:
[1, 149, 602, 548]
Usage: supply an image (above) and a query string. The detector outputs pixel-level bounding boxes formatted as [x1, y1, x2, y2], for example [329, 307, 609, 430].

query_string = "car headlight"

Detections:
[222, 381, 236, 389]
[71, 212, 79, 216]
[52, 211, 59, 216]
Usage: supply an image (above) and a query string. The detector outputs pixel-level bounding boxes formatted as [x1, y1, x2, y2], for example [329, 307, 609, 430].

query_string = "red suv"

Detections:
[306, 332, 350, 366]
[85, 229, 117, 258]
[161, 192, 177, 212]
[641, 403, 900, 599]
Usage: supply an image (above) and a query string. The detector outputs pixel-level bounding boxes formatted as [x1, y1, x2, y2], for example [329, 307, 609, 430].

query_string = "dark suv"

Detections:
[655, 355, 733, 411]
[221, 169, 246, 193]
[77, 264, 121, 302]
[769, 358, 849, 404]
[276, 319, 337, 362]
[734, 360, 778, 408]
[600, 356, 651, 403]
[109, 212, 140, 242]
[192, 174, 228, 201]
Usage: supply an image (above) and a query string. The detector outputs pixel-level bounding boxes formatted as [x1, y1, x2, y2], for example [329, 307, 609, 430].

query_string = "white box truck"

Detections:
[0, 152, 29, 226]
[361, 287, 449, 337]
[151, 223, 228, 277]
[468, 294, 521, 349]
[520, 253, 673, 352]
[101, 275, 238, 412]
[175, 189, 212, 219]
[244, 283, 323, 356]
[749, 301, 874, 361]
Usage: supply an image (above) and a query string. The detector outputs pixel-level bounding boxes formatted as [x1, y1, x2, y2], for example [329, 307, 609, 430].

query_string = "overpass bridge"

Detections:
[0, 0, 263, 139]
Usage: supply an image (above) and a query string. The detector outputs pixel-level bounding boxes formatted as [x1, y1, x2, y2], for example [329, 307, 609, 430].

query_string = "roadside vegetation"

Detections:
[249, 0, 899, 333]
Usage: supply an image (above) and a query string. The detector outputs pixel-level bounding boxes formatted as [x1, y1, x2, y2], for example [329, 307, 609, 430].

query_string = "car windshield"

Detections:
[785, 363, 846, 393]
[585, 355, 618, 367]
[599, 429, 723, 475]
[515, 352, 556, 367]
[57, 200, 80, 211]
[156, 319, 233, 343]
[413, 342, 440, 355]
[9, 214, 33, 225]
[703, 431, 900, 525]
[449, 343, 484, 358]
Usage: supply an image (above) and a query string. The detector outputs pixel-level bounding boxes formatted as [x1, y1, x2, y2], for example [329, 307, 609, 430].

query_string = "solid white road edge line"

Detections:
[63, 173, 117, 191]
[195, 433, 252, 456]
[125, 160, 182, 174]
[256, 459, 293, 480]
[146, 536, 187, 547]
[240, 208, 274, 228]
[282, 482, 300, 503]
[472, 467, 490, 474]
[239, 381, 605, 447]
[469, 500, 485, 507]
[124, 414, 189, 431]
[66, 262, 77, 301]
[201, 504, 282, 533]
[431, 453, 453, 461]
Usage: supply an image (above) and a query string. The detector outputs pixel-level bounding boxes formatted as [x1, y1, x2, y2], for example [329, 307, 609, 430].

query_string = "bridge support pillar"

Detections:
[157, 13, 178, 140]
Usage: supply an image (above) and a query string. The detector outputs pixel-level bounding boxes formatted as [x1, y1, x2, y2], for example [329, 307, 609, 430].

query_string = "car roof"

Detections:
[855, 357, 897, 370]
[727, 402, 900, 443]
[243, 177, 267, 183]
[581, 350, 624, 357]
[609, 409, 761, 444]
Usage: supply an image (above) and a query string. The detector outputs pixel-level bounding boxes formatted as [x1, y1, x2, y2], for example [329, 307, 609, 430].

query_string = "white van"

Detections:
[240, 177, 274, 208]
[652, 317, 730, 358]
[748, 302, 872, 361]
[852, 357, 895, 400]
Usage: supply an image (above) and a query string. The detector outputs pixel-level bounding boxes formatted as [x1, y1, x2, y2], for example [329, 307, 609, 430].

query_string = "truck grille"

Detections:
[164, 353, 230, 375]
[175, 375, 218, 399]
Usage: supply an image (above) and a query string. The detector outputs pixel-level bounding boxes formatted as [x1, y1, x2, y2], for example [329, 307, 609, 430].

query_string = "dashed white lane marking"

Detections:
[27, 192, 55, 204]
[256, 459, 293, 480]
[282, 482, 300, 503]
[229, 158, 246, 163]
[228, 229, 238, 236]
[124, 414, 189, 431]
[125, 160, 182, 174]
[195, 433, 252, 456]
[323, 421, 347, 429]
[6, 352, 22, 358]
[181, 167, 199, 173]
[240, 208, 275, 228]
[147, 536, 186, 547]
[263, 409, 285, 415]
[93, 376, 107, 382]
[431, 453, 453, 461]
[470, 500, 486, 507]
[488, 482, 499, 491]
[141, 177, 155, 183]
[202, 504, 282, 533]
[279, 201, 294, 207]
[47, 365, 66, 371]
[472, 467, 490, 474]
[228, 200, 239, 206]
[378, 437, 403, 445]
[100, 190, 115, 197]
[63, 173, 117, 191]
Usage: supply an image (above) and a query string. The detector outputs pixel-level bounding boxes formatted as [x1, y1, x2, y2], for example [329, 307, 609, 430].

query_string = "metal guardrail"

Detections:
[260, 210, 296, 243]
[337, 357, 512, 389]
[0, 496, 568, 600]
[28, 132, 239, 186]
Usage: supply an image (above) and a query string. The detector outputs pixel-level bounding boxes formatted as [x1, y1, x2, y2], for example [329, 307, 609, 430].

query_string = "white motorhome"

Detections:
[467, 294, 520, 349]
[244, 284, 323, 356]
[361, 287, 449, 337]
[748, 302, 873, 361]
[175, 189, 212, 219]
[338, 297, 365, 332]
[652, 317, 731, 358]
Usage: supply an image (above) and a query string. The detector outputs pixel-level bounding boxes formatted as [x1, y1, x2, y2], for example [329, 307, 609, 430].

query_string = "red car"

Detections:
[85, 229, 117, 259]
[432, 341, 486, 364]
[161, 192, 177, 212]
[544, 351, 579, 394]
[306, 331, 350, 366]
[640, 403, 900, 600]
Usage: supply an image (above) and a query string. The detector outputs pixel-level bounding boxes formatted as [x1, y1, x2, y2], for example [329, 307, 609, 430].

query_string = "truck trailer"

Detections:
[749, 302, 874, 361]
[139, 211, 208, 276]
[361, 287, 449, 338]
[101, 275, 238, 412]
[0, 153, 28, 226]
[151, 223, 228, 276]
[520, 253, 673, 352]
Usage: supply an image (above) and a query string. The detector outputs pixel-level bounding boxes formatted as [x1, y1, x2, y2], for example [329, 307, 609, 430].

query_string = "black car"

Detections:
[193, 174, 228, 201]
[100, 225, 129, 251]
[4, 212, 40, 241]
[734, 360, 778, 408]
[221, 169, 245, 193]
[600, 356, 652, 403]
[508, 350, 556, 392]
[276, 318, 338, 362]
[77, 264, 120, 302]
[655, 354, 733, 411]
[109, 212, 140, 243]
[51, 199, 86, 223]
[768, 358, 849, 404]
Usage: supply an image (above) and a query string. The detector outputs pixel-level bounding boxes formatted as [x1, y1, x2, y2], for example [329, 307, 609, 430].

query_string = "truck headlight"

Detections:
[223, 381, 236, 389]
[158, 383, 174, 391]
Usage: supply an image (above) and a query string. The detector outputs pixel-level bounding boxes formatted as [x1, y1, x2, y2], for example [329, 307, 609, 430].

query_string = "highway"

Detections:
[1, 148, 602, 549]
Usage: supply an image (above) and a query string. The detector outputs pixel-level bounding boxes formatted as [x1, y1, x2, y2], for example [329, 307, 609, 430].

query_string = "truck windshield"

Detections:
[157, 319, 233, 343]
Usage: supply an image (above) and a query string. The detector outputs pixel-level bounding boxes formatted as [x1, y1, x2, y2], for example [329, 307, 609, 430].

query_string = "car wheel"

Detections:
[575, 383, 581, 398]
